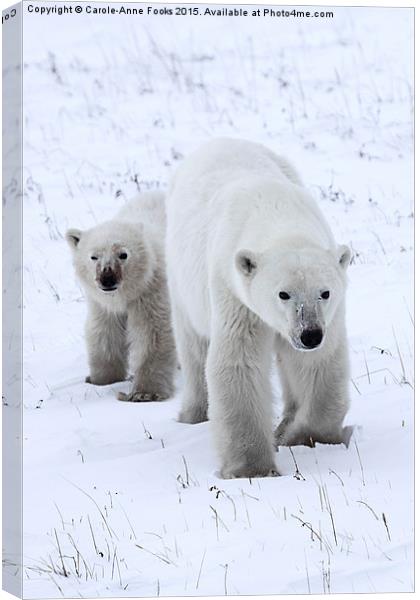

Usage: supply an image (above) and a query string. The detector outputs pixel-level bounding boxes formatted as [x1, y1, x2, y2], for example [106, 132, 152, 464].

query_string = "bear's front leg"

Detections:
[275, 340, 351, 447]
[85, 300, 128, 385]
[118, 279, 177, 403]
[207, 297, 278, 479]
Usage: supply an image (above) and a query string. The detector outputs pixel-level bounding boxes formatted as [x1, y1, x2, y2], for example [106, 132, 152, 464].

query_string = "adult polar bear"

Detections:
[166, 139, 351, 479]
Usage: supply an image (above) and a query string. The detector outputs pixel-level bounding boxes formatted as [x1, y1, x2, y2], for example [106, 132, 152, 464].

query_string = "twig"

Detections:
[357, 500, 379, 520]
[351, 378, 361, 395]
[54, 529, 68, 578]
[241, 490, 252, 527]
[222, 563, 228, 595]
[119, 501, 137, 540]
[354, 440, 365, 486]
[195, 549, 206, 590]
[48, 573, 64, 597]
[304, 550, 311, 593]
[291, 514, 333, 555]
[363, 352, 371, 384]
[382, 513, 391, 541]
[289, 447, 306, 480]
[64, 479, 119, 540]
[54, 503, 66, 531]
[210, 505, 229, 535]
[87, 515, 99, 555]
[135, 544, 172, 565]
[323, 485, 337, 546]
[392, 326, 409, 384]
[328, 469, 344, 486]
[182, 455, 190, 486]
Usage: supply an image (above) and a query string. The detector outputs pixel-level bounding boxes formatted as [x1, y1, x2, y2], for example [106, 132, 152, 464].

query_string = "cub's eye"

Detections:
[321, 291, 330, 299]
[279, 291, 290, 301]
[91, 256, 98, 261]
[119, 252, 128, 260]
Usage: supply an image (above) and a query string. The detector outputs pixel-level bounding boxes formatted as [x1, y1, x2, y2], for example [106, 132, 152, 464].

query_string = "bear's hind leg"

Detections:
[172, 302, 209, 424]
[85, 301, 128, 385]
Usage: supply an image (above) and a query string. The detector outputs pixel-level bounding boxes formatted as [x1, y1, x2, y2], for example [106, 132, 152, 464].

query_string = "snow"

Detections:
[4, 3, 414, 597]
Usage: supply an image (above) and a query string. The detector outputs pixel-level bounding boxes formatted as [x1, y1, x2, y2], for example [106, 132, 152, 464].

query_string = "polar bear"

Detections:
[66, 191, 176, 402]
[166, 138, 351, 479]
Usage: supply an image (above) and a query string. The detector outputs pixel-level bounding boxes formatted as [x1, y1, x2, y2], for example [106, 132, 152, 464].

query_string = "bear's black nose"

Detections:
[300, 328, 323, 349]
[100, 268, 118, 290]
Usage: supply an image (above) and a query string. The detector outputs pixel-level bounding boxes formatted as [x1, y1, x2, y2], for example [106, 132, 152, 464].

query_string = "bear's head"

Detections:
[66, 221, 154, 307]
[234, 242, 351, 351]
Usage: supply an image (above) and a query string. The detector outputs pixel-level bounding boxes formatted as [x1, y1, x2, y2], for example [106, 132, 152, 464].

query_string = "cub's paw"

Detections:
[117, 391, 166, 403]
[220, 463, 280, 480]
[86, 374, 125, 386]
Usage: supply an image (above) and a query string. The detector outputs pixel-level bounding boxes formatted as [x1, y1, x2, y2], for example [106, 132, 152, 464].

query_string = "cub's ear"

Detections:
[235, 249, 259, 278]
[66, 228, 83, 249]
[338, 244, 351, 269]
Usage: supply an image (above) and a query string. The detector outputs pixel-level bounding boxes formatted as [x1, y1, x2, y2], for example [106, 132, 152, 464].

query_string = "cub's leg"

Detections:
[85, 300, 128, 385]
[275, 344, 350, 447]
[172, 300, 209, 424]
[118, 275, 177, 403]
[207, 287, 278, 479]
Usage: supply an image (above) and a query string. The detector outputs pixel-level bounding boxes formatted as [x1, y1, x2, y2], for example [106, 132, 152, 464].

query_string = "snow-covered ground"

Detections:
[5, 3, 415, 597]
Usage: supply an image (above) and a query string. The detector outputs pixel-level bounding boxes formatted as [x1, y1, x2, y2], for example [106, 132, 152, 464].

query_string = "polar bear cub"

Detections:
[66, 191, 176, 402]
[166, 138, 351, 479]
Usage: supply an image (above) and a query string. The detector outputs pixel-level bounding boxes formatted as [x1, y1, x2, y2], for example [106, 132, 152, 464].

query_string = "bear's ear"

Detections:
[338, 244, 351, 269]
[66, 228, 83, 249]
[235, 249, 258, 278]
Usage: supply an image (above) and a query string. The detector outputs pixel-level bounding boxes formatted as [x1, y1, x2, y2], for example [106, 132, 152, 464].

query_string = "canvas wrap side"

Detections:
[2, 2, 23, 598]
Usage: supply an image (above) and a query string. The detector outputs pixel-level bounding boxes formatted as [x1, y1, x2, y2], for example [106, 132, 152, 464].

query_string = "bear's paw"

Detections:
[117, 391, 167, 403]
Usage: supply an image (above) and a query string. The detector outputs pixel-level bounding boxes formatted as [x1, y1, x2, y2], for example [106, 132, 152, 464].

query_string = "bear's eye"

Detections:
[119, 252, 128, 260]
[321, 291, 330, 299]
[91, 256, 98, 261]
[279, 291, 290, 301]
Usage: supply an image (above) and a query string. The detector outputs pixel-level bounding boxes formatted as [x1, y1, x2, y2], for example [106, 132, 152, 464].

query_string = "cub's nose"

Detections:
[300, 327, 323, 349]
[100, 267, 117, 290]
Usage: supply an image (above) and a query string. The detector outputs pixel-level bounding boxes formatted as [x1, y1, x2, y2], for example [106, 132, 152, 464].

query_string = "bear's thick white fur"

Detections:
[67, 191, 176, 402]
[166, 138, 351, 479]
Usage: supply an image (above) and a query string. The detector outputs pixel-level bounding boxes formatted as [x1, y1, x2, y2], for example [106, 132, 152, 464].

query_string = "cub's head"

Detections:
[66, 221, 153, 306]
[234, 243, 351, 351]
